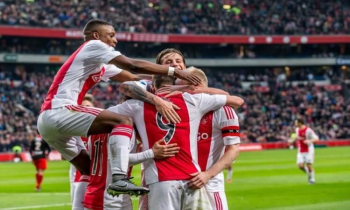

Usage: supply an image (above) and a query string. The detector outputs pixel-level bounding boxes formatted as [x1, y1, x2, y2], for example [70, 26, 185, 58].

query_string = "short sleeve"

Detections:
[85, 40, 121, 64]
[133, 80, 149, 91]
[307, 128, 319, 140]
[214, 106, 241, 145]
[107, 100, 138, 118]
[101, 64, 123, 82]
[188, 93, 226, 115]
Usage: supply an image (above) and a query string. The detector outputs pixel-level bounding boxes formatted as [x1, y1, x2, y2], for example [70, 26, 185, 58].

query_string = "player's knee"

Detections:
[118, 116, 133, 126]
[71, 150, 91, 175]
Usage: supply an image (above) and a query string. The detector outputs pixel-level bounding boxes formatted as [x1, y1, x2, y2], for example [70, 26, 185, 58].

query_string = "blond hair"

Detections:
[187, 66, 208, 87]
[83, 94, 94, 103]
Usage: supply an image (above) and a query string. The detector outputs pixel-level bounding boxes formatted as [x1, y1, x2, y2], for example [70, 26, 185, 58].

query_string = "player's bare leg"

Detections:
[298, 163, 308, 173]
[89, 110, 149, 196]
[70, 150, 91, 175]
[306, 163, 315, 184]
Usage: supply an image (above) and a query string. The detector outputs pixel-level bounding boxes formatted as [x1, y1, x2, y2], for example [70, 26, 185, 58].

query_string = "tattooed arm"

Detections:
[119, 81, 181, 123]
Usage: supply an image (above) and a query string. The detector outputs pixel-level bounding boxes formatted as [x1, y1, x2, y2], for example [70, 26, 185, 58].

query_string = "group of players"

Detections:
[32, 19, 319, 210]
[34, 19, 243, 210]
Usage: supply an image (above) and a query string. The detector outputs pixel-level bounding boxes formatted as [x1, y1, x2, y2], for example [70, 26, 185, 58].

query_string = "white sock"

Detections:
[310, 170, 315, 182]
[227, 168, 233, 180]
[72, 175, 89, 210]
[304, 166, 309, 174]
[108, 125, 133, 175]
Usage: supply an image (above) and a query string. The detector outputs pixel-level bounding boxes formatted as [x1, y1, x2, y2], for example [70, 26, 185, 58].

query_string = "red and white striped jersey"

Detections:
[296, 126, 318, 153]
[84, 133, 136, 210]
[198, 106, 240, 192]
[109, 93, 227, 185]
[40, 40, 122, 112]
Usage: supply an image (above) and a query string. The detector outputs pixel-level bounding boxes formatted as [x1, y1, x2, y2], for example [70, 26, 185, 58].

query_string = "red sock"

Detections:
[35, 173, 39, 188]
[36, 174, 43, 188]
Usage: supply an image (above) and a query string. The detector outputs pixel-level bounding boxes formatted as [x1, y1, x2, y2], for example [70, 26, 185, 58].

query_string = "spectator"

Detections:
[0, 0, 349, 35]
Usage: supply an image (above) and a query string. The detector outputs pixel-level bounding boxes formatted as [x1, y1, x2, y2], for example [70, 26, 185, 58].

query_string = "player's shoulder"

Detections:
[306, 127, 314, 132]
[84, 40, 112, 50]
[182, 92, 203, 106]
[182, 92, 210, 102]
[215, 105, 237, 120]
[107, 99, 142, 112]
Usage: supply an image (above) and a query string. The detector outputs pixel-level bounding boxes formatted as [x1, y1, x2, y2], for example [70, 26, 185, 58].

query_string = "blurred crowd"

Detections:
[0, 66, 349, 152]
[1, 0, 350, 35]
[205, 70, 350, 143]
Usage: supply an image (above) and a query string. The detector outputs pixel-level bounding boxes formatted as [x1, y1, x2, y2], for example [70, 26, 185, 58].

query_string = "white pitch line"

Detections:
[1, 203, 71, 210]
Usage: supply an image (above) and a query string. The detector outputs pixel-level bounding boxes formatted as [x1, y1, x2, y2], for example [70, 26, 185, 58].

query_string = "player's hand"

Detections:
[152, 139, 180, 159]
[154, 96, 181, 124]
[174, 69, 201, 85]
[296, 136, 304, 140]
[188, 172, 211, 189]
[303, 140, 311, 145]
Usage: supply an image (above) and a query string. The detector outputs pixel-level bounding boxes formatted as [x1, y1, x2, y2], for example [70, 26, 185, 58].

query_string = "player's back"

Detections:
[111, 92, 226, 185]
[40, 40, 121, 112]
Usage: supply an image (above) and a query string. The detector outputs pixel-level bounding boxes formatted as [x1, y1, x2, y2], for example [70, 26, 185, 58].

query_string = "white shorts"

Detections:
[297, 152, 314, 164]
[148, 180, 212, 210]
[37, 105, 102, 161]
[207, 191, 228, 210]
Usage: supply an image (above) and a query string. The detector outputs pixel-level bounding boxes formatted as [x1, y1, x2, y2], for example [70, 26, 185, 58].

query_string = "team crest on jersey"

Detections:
[201, 117, 208, 125]
[92, 74, 102, 82]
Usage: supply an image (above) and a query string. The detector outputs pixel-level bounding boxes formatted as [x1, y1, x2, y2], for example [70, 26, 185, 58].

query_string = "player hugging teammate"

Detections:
[38, 19, 242, 210]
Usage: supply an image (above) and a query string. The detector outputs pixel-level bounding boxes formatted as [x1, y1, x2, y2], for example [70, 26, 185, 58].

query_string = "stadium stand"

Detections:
[0, 36, 347, 58]
[0, 0, 349, 35]
[0, 65, 349, 151]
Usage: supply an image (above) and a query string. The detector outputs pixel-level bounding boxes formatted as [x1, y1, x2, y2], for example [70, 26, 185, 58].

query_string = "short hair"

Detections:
[156, 48, 186, 65]
[187, 66, 208, 86]
[152, 75, 175, 90]
[83, 94, 94, 103]
[83, 19, 112, 35]
[296, 118, 304, 125]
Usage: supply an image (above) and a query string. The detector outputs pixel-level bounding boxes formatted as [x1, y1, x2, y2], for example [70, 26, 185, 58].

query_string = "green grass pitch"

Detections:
[0, 147, 349, 210]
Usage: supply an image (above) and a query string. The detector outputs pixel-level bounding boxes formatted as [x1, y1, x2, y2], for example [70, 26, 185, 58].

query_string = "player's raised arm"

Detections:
[109, 56, 201, 85]
[225, 95, 245, 109]
[119, 81, 181, 124]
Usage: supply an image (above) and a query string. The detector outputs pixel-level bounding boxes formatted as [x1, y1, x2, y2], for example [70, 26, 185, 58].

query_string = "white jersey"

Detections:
[198, 106, 240, 192]
[108, 93, 227, 185]
[40, 40, 122, 112]
[296, 126, 318, 154]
